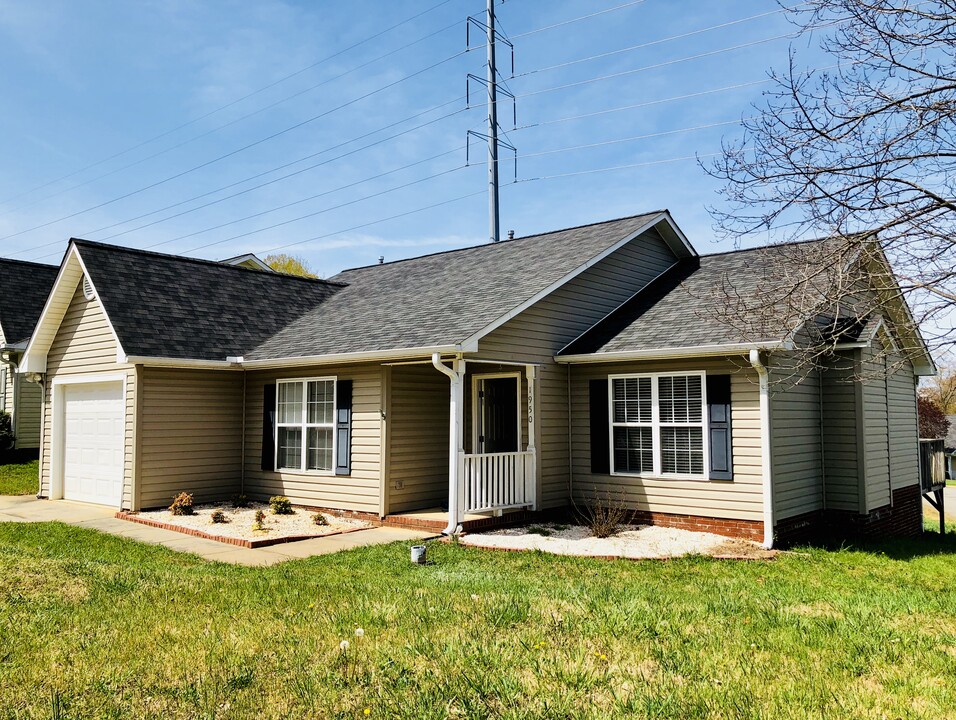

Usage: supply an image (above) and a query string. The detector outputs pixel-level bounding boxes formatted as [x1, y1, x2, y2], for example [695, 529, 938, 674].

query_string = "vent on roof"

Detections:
[82, 275, 96, 301]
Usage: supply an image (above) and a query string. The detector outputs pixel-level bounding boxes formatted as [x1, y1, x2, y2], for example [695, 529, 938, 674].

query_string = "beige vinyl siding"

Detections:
[244, 363, 383, 514]
[862, 343, 891, 509]
[886, 352, 919, 490]
[569, 358, 764, 522]
[476, 228, 678, 509]
[387, 365, 448, 513]
[39, 282, 136, 508]
[13, 376, 42, 449]
[137, 367, 243, 509]
[821, 351, 861, 511]
[770, 360, 824, 520]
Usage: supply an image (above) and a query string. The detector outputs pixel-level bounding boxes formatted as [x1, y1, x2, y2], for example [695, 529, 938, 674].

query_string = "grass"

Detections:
[0, 459, 38, 495]
[1, 524, 955, 718]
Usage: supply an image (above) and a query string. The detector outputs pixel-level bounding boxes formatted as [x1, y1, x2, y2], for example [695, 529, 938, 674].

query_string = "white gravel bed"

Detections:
[460, 523, 750, 559]
[136, 502, 370, 541]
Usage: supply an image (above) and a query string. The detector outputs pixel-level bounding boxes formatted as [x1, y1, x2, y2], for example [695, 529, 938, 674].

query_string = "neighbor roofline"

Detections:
[220, 253, 274, 272]
[457, 212, 695, 350]
[554, 341, 790, 364]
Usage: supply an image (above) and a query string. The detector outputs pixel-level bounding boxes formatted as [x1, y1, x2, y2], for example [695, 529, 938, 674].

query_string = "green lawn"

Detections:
[2, 524, 955, 719]
[0, 459, 38, 495]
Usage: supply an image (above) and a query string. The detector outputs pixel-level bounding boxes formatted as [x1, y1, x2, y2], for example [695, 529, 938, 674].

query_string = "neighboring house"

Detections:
[945, 415, 956, 480]
[0, 258, 60, 457]
[222, 253, 275, 272]
[20, 211, 935, 546]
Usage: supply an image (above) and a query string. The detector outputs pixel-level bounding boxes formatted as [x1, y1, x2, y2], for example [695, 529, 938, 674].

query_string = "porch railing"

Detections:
[462, 451, 535, 513]
[919, 438, 946, 493]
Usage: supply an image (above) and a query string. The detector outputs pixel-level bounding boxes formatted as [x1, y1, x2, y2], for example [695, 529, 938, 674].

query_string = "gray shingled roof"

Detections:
[0, 258, 59, 345]
[75, 241, 342, 361]
[246, 212, 664, 360]
[559, 240, 834, 356]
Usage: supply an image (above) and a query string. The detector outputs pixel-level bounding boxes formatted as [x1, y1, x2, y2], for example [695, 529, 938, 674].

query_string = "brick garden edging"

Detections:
[115, 511, 377, 549]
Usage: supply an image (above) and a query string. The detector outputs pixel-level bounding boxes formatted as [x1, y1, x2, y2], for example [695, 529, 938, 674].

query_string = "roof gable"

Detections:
[0, 258, 59, 346]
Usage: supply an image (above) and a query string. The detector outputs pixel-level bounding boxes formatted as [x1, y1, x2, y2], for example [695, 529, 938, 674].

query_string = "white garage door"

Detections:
[62, 382, 125, 506]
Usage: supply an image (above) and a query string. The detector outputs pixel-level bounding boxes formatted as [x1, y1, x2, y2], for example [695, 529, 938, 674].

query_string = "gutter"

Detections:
[431, 352, 465, 536]
[556, 341, 790, 364]
[748, 349, 774, 549]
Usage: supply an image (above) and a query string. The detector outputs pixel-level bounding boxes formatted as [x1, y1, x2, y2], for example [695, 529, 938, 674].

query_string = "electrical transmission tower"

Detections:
[467, 0, 515, 243]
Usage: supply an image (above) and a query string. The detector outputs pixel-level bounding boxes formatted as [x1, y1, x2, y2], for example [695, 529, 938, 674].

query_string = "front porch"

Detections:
[384, 357, 541, 532]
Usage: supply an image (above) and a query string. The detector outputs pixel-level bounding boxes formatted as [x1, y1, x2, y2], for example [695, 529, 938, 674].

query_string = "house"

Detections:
[19, 211, 935, 546]
[0, 258, 60, 458]
[222, 253, 275, 272]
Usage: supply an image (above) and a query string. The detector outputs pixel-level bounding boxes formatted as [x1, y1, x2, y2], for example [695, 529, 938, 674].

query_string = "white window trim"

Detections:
[274, 376, 337, 475]
[0, 366, 7, 413]
[608, 371, 711, 481]
[471, 371, 522, 454]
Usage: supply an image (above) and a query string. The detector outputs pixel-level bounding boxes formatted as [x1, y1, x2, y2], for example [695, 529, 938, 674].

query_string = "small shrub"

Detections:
[210, 509, 228, 524]
[231, 494, 249, 509]
[0, 412, 14, 451]
[527, 525, 552, 537]
[169, 492, 194, 516]
[312, 513, 329, 526]
[574, 489, 629, 538]
[252, 509, 266, 531]
[269, 496, 293, 515]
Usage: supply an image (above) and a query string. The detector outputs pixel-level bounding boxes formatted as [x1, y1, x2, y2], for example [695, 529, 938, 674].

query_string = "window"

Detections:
[610, 373, 707, 478]
[276, 378, 335, 472]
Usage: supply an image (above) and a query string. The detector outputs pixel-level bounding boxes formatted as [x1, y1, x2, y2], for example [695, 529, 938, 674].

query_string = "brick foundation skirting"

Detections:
[622, 510, 764, 542]
[774, 484, 924, 546]
[116, 511, 377, 549]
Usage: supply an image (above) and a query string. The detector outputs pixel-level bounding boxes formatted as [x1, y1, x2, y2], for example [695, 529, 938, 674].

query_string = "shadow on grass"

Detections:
[790, 528, 956, 560]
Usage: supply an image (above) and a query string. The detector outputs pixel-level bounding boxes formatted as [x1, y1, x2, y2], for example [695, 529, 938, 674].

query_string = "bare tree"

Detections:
[920, 363, 956, 412]
[708, 0, 956, 365]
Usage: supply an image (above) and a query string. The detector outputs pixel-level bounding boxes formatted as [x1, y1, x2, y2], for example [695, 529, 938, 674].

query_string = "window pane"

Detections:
[308, 380, 334, 424]
[277, 427, 303, 469]
[660, 427, 704, 475]
[659, 375, 702, 423]
[307, 427, 333, 471]
[277, 382, 303, 424]
[613, 427, 653, 473]
[612, 377, 651, 423]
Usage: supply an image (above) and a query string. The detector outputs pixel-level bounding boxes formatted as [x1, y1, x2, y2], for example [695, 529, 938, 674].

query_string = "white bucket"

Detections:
[410, 545, 427, 565]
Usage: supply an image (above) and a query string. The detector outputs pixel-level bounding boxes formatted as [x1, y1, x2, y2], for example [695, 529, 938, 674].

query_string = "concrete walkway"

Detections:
[0, 496, 434, 566]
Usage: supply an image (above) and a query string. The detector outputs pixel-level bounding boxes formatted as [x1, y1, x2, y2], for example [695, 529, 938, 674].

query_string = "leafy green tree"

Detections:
[264, 254, 318, 278]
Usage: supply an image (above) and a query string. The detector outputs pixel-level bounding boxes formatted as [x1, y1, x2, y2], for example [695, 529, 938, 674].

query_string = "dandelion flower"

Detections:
[340, 640, 350, 651]
[364, 709, 371, 716]
[355, 628, 365, 638]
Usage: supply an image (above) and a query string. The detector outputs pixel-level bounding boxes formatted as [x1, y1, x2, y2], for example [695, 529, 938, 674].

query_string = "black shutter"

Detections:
[589, 379, 610, 474]
[335, 380, 353, 476]
[261, 384, 276, 471]
[707, 374, 733, 480]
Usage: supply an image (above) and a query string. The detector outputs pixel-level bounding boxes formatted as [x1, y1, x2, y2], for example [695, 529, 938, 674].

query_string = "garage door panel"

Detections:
[62, 381, 124, 506]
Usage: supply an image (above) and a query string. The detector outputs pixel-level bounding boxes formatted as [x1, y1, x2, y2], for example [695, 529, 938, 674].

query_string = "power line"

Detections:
[0, 0, 462, 210]
[510, 0, 649, 39]
[1, 17, 473, 223]
[513, 7, 790, 79]
[514, 151, 728, 183]
[0, 49, 476, 244]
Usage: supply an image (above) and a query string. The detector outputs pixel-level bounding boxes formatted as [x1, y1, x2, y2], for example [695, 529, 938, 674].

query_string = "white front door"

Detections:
[62, 381, 124, 506]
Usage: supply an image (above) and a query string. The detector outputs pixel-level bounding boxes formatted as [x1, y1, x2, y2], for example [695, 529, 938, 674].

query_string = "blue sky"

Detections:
[0, 0, 821, 276]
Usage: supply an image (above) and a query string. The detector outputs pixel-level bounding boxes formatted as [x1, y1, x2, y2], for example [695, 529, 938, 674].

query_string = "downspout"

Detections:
[818, 368, 827, 510]
[749, 349, 774, 549]
[432, 353, 464, 535]
[35, 374, 46, 500]
[240, 370, 247, 495]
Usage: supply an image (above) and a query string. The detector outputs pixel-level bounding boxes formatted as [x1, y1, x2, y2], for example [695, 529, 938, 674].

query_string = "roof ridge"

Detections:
[0, 256, 59, 270]
[69, 238, 347, 287]
[335, 210, 667, 274]
[700, 236, 835, 259]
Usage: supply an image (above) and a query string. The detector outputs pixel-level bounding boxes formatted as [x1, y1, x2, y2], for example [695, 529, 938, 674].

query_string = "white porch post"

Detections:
[432, 353, 466, 534]
[525, 365, 538, 510]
